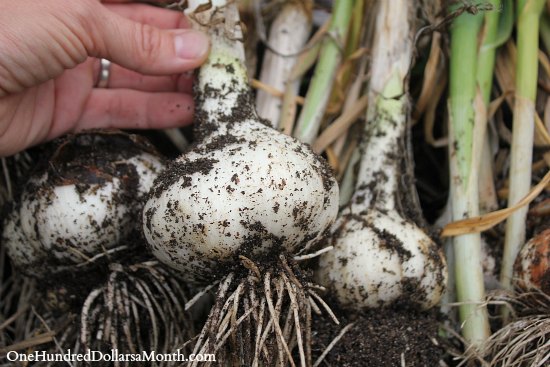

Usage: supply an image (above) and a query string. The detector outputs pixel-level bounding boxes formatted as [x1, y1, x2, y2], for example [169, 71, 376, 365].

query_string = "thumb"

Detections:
[90, 6, 210, 75]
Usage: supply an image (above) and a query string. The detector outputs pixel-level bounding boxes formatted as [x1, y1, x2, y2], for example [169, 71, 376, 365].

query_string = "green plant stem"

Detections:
[280, 42, 321, 135]
[540, 12, 550, 52]
[294, 0, 353, 144]
[331, 0, 367, 156]
[448, 7, 491, 347]
[500, 0, 546, 292]
[478, 1, 503, 104]
[477, 1, 505, 214]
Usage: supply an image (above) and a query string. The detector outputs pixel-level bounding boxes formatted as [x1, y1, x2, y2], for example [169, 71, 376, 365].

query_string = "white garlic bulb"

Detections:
[513, 228, 550, 295]
[143, 121, 339, 283]
[142, 2, 339, 284]
[316, 210, 447, 310]
[2, 131, 165, 277]
[314, 0, 446, 311]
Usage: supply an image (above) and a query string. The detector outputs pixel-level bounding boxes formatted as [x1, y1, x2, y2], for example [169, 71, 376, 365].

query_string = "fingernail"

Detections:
[174, 30, 210, 59]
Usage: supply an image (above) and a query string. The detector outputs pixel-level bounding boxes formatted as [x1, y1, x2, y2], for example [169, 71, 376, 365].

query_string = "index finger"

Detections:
[103, 2, 191, 30]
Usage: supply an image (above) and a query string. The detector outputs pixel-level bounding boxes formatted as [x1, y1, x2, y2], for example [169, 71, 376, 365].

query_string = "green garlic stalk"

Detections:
[448, 5, 491, 347]
[500, 0, 546, 292]
[294, 0, 353, 144]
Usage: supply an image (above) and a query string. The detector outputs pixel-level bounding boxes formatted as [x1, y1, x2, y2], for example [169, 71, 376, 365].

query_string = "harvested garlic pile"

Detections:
[2, 131, 165, 277]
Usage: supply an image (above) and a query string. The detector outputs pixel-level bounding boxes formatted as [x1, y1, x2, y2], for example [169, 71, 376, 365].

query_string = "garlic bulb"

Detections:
[142, 3, 339, 283]
[317, 210, 446, 309]
[315, 0, 446, 310]
[513, 228, 550, 295]
[144, 122, 338, 282]
[2, 131, 165, 277]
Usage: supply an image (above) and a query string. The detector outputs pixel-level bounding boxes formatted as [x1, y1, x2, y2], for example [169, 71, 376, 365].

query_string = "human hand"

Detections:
[0, 0, 210, 157]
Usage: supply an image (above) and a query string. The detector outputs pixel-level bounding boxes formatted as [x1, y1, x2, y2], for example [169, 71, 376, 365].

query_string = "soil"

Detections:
[148, 156, 218, 199]
[311, 301, 445, 367]
[39, 230, 152, 314]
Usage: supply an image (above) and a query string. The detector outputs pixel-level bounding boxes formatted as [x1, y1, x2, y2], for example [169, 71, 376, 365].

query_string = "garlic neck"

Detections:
[189, 2, 252, 137]
[349, 0, 412, 215]
[350, 73, 408, 215]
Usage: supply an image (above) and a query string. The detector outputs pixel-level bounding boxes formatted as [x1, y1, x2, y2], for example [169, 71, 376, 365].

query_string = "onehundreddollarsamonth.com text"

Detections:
[4, 349, 216, 363]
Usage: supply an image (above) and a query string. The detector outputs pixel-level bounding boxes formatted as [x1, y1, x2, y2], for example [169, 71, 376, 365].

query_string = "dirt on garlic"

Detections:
[2, 131, 165, 278]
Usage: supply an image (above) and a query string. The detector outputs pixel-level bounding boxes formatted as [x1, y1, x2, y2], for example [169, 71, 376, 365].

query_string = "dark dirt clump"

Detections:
[39, 232, 152, 315]
[311, 303, 445, 367]
[149, 157, 218, 198]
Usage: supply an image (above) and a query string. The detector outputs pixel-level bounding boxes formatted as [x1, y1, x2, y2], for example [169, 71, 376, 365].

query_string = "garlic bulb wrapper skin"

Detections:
[316, 210, 447, 310]
[2, 132, 165, 277]
[513, 228, 550, 295]
[143, 119, 339, 283]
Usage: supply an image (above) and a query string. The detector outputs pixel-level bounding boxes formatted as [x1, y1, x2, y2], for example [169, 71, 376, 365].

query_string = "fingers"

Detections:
[0, 1, 90, 95]
[88, 4, 197, 91]
[93, 61, 194, 93]
[76, 89, 194, 131]
[87, 4, 210, 75]
[0, 0, 207, 96]
[93, 3, 197, 90]
[104, 3, 191, 29]
[0, 0, 203, 157]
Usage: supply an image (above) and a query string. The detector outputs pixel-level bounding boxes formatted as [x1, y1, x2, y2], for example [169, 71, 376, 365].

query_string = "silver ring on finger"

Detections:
[96, 58, 111, 88]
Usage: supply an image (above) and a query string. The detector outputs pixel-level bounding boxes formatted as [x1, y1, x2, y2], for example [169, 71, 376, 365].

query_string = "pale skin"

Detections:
[0, 0, 210, 157]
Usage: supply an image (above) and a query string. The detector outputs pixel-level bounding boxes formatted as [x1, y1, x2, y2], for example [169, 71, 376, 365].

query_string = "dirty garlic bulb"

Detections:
[315, 0, 446, 310]
[513, 228, 550, 295]
[142, 2, 339, 283]
[317, 210, 447, 309]
[2, 131, 165, 277]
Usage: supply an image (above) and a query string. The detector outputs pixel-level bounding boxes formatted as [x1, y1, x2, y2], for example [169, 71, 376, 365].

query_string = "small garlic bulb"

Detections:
[2, 131, 165, 277]
[316, 210, 447, 310]
[513, 228, 550, 295]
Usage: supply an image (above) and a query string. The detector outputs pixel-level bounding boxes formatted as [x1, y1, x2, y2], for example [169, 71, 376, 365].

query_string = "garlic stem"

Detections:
[256, 2, 312, 129]
[316, 0, 447, 311]
[338, 147, 360, 207]
[294, 0, 353, 144]
[501, 0, 546, 292]
[449, 6, 490, 346]
[187, 1, 248, 135]
[162, 128, 189, 152]
[476, 1, 503, 214]
[540, 12, 550, 52]
[350, 0, 411, 214]
[350, 79, 406, 214]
